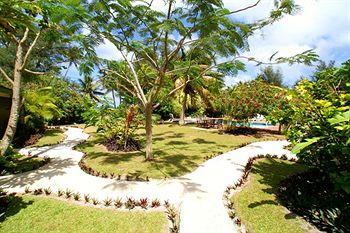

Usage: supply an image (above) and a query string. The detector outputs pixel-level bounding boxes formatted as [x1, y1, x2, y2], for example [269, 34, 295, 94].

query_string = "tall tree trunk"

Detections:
[144, 103, 153, 161]
[0, 43, 24, 156]
[179, 93, 187, 125]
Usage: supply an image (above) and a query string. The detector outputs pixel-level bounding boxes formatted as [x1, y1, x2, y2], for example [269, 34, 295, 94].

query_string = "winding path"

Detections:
[0, 127, 294, 233]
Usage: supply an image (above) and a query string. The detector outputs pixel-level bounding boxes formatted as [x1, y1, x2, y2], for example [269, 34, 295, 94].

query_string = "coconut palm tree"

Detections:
[175, 48, 225, 125]
[78, 75, 104, 102]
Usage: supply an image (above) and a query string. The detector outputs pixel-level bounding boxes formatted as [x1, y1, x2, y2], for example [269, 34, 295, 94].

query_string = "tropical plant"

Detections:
[257, 66, 284, 87]
[78, 75, 104, 102]
[288, 60, 350, 193]
[83, 104, 141, 152]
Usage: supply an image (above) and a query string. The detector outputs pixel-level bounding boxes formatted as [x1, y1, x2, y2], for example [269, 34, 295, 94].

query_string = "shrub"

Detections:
[125, 197, 136, 210]
[84, 194, 90, 203]
[151, 199, 160, 208]
[286, 61, 350, 193]
[24, 186, 31, 194]
[139, 198, 148, 209]
[92, 198, 100, 205]
[84, 104, 142, 152]
[33, 188, 43, 195]
[65, 189, 72, 198]
[278, 169, 350, 232]
[103, 198, 112, 206]
[114, 198, 123, 208]
[44, 188, 52, 195]
[73, 193, 80, 201]
[57, 189, 64, 197]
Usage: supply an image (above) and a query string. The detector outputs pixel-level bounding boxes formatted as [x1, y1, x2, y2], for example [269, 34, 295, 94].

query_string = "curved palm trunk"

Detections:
[179, 93, 187, 125]
[0, 44, 24, 156]
[144, 103, 154, 161]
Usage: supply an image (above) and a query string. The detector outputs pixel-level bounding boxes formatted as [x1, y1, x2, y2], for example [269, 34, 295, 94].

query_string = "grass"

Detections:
[231, 158, 309, 233]
[0, 153, 46, 176]
[77, 124, 284, 179]
[31, 129, 65, 147]
[0, 195, 167, 233]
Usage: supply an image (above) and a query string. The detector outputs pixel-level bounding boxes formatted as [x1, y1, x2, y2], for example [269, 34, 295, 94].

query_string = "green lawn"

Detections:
[0, 154, 46, 175]
[231, 158, 309, 233]
[31, 129, 65, 147]
[78, 124, 284, 179]
[0, 195, 167, 233]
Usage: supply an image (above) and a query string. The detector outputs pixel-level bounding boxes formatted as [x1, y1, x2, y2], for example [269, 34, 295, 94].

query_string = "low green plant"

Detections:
[114, 198, 123, 208]
[151, 199, 160, 208]
[44, 188, 52, 195]
[125, 197, 136, 210]
[84, 194, 90, 203]
[65, 189, 72, 199]
[103, 198, 112, 206]
[24, 186, 31, 194]
[92, 198, 99, 205]
[57, 189, 64, 197]
[73, 192, 80, 201]
[33, 188, 43, 195]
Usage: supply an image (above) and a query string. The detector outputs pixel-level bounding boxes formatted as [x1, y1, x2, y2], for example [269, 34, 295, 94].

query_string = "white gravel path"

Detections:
[0, 127, 294, 233]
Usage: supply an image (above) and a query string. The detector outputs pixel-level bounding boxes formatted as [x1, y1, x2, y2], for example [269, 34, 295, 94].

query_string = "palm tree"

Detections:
[78, 75, 104, 102]
[175, 49, 224, 125]
[257, 66, 284, 87]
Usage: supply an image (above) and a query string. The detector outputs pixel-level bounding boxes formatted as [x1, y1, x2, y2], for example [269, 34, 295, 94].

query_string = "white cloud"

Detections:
[223, 0, 350, 86]
[96, 39, 123, 61]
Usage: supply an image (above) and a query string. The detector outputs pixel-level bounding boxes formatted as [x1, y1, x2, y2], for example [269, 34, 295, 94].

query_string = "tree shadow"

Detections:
[0, 195, 33, 222]
[248, 199, 278, 208]
[246, 158, 306, 209]
[192, 138, 216, 144]
[165, 140, 189, 146]
[0, 158, 74, 188]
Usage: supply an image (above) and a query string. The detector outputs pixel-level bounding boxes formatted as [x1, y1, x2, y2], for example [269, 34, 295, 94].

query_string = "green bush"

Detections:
[83, 104, 142, 151]
[286, 60, 350, 193]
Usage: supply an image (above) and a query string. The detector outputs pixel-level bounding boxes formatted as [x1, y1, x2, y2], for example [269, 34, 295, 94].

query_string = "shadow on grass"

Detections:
[246, 158, 306, 208]
[192, 138, 216, 144]
[0, 195, 33, 222]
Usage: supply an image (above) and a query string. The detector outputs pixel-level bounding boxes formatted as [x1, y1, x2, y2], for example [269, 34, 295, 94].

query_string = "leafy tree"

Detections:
[0, 0, 90, 155]
[223, 78, 282, 123]
[89, 0, 311, 160]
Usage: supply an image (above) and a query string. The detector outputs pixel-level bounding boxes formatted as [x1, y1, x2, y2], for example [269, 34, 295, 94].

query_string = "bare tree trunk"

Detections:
[278, 123, 282, 134]
[179, 93, 187, 125]
[0, 44, 24, 156]
[144, 103, 153, 160]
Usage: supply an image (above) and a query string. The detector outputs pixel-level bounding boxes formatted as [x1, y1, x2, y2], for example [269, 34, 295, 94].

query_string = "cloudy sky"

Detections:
[66, 0, 350, 87]
[223, 0, 350, 86]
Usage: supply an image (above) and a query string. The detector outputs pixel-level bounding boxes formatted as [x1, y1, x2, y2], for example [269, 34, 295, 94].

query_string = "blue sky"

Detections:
[64, 0, 350, 87]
